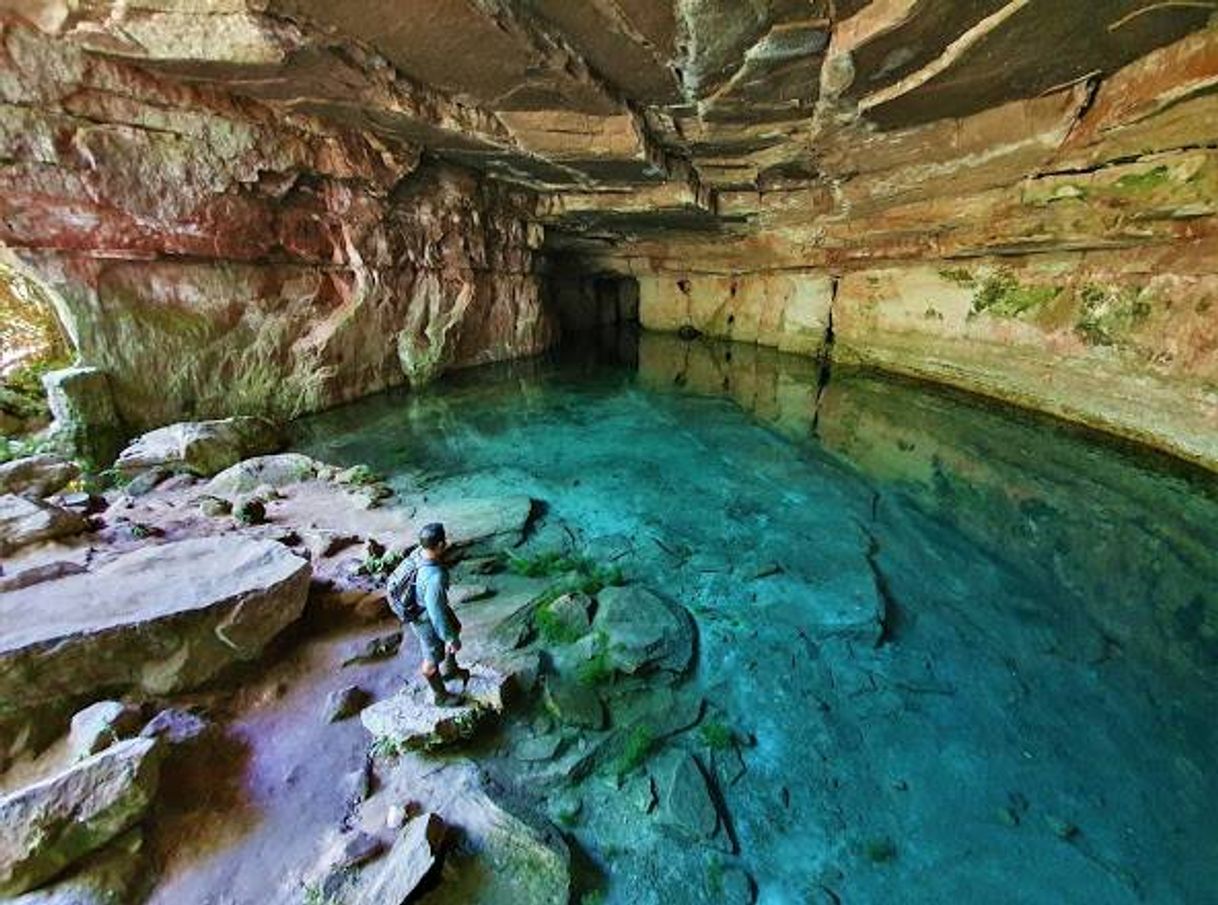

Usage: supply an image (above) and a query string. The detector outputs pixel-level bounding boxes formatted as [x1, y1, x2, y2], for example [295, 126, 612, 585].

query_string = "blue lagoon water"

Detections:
[295, 331, 1218, 905]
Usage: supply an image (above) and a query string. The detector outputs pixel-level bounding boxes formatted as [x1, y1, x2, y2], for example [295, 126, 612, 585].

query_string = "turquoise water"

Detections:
[295, 331, 1218, 905]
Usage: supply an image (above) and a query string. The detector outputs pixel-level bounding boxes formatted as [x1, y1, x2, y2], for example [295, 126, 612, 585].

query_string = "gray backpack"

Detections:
[385, 555, 423, 622]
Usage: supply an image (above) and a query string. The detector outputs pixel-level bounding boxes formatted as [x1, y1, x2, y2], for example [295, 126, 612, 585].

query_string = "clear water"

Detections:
[294, 331, 1218, 905]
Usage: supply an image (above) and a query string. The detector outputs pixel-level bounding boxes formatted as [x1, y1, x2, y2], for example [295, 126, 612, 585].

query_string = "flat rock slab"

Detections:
[0, 737, 161, 896]
[0, 495, 88, 556]
[361, 665, 507, 750]
[0, 537, 310, 717]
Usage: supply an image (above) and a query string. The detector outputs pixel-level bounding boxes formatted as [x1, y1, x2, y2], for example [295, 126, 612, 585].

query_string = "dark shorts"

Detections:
[408, 618, 444, 664]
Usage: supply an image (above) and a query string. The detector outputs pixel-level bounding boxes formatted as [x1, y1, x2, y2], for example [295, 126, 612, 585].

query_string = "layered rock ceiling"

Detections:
[1, 2, 1216, 466]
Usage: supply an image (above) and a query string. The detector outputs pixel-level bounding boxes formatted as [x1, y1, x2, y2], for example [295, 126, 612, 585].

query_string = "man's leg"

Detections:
[409, 622, 454, 705]
[439, 649, 471, 687]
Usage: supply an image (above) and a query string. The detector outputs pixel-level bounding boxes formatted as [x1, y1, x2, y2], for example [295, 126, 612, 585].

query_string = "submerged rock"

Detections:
[0, 455, 79, 499]
[594, 585, 696, 678]
[0, 737, 162, 896]
[115, 417, 283, 477]
[542, 676, 604, 729]
[0, 537, 310, 719]
[0, 495, 89, 556]
[655, 752, 734, 853]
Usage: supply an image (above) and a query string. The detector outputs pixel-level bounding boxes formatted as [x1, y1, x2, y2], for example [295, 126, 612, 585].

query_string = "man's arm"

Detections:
[421, 570, 461, 644]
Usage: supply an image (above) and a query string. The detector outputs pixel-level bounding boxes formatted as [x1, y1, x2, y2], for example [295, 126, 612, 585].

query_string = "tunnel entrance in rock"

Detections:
[548, 268, 640, 334]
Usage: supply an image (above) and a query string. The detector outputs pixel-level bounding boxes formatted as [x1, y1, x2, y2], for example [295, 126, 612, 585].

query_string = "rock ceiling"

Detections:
[9, 0, 1217, 258]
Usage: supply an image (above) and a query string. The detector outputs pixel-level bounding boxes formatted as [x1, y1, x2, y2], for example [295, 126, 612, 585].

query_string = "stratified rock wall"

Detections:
[1, 3, 1214, 466]
[0, 20, 555, 429]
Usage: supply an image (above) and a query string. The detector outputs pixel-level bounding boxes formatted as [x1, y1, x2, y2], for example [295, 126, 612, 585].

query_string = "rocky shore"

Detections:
[0, 416, 728, 905]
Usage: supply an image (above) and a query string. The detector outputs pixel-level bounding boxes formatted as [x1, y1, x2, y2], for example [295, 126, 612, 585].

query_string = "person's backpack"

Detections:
[385, 554, 424, 623]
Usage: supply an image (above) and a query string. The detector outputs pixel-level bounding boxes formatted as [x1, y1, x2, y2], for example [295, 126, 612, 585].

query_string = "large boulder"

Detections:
[0, 455, 79, 499]
[115, 417, 283, 477]
[0, 737, 162, 896]
[0, 537, 310, 720]
[203, 453, 321, 496]
[0, 495, 88, 556]
[593, 586, 696, 678]
[41, 367, 124, 466]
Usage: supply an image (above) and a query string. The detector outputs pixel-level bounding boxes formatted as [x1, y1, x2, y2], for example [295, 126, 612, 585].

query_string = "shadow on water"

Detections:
[294, 328, 1218, 905]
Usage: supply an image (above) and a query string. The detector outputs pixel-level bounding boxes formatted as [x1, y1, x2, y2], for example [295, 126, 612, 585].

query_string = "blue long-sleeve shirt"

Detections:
[416, 557, 460, 643]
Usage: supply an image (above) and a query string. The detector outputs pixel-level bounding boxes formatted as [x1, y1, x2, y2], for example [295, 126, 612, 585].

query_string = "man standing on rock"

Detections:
[387, 522, 470, 705]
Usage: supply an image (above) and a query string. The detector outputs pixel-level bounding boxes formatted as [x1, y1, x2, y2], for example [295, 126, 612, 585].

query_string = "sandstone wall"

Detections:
[613, 28, 1218, 471]
[0, 21, 556, 430]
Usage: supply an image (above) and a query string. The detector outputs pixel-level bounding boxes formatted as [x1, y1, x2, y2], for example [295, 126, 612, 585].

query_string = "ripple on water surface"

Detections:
[295, 331, 1218, 905]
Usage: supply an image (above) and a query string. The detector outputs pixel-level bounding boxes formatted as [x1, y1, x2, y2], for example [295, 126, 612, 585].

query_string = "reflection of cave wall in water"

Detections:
[636, 332, 1218, 682]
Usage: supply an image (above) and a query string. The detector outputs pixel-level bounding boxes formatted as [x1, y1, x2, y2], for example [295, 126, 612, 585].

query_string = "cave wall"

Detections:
[595, 28, 1218, 471]
[0, 20, 556, 430]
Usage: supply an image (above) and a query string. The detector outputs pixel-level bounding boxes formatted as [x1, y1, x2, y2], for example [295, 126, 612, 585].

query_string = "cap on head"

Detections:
[418, 522, 447, 551]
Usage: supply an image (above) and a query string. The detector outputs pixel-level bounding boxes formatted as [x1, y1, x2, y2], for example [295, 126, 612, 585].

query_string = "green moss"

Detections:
[863, 836, 897, 863]
[613, 725, 657, 775]
[1113, 165, 1170, 193]
[369, 735, 405, 760]
[359, 549, 405, 578]
[970, 269, 1060, 318]
[699, 719, 736, 750]
[938, 267, 976, 288]
[576, 630, 615, 687]
[706, 857, 725, 896]
[509, 548, 625, 596]
[1075, 283, 1152, 346]
[534, 597, 589, 645]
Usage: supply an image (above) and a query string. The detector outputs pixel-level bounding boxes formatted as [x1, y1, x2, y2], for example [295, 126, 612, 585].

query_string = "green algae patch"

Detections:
[970, 269, 1060, 318]
[1075, 284, 1152, 347]
[1113, 165, 1170, 193]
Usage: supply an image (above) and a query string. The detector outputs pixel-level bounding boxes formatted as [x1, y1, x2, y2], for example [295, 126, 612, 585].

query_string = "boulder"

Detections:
[7, 829, 146, 905]
[0, 737, 162, 896]
[341, 632, 403, 666]
[115, 417, 283, 477]
[68, 701, 144, 759]
[41, 368, 123, 466]
[593, 586, 696, 677]
[0, 455, 79, 499]
[541, 676, 604, 729]
[203, 453, 321, 496]
[0, 495, 88, 556]
[361, 665, 508, 750]
[0, 537, 310, 720]
[343, 814, 445, 905]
